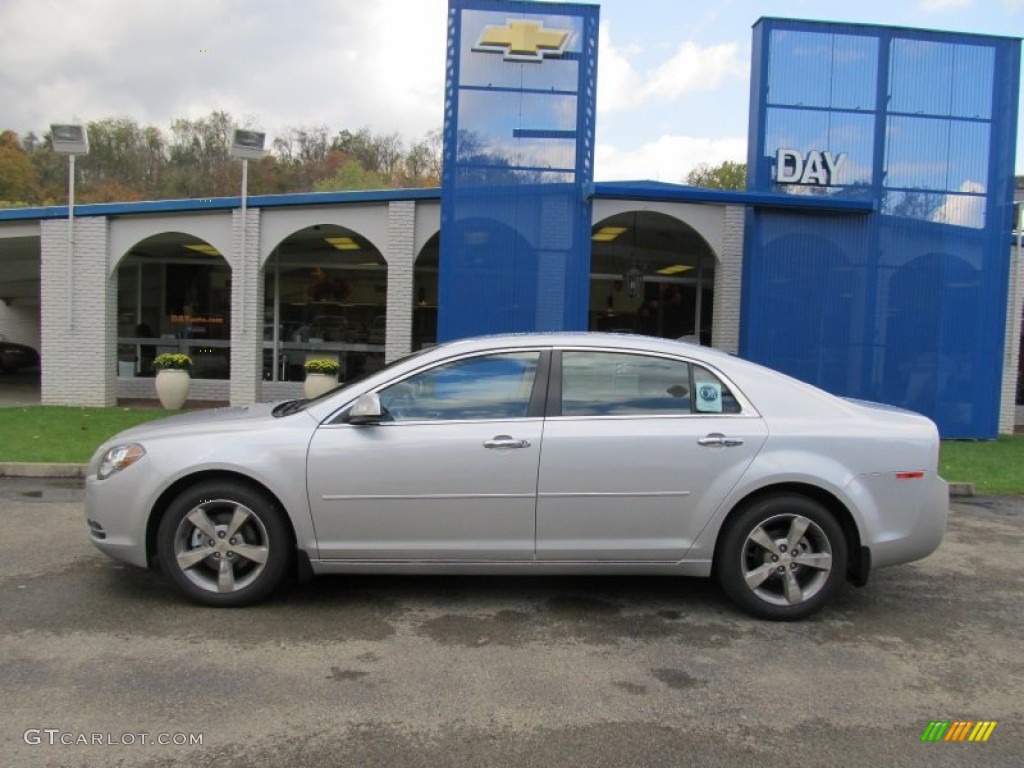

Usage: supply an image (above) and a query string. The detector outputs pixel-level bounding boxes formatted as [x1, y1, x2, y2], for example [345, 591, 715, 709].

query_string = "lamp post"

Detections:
[229, 129, 266, 336]
[50, 123, 89, 331]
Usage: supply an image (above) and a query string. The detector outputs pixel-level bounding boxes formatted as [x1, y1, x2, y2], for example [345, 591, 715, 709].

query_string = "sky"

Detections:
[1, 0, 1022, 182]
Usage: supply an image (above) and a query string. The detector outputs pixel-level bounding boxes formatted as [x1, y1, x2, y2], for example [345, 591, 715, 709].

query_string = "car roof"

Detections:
[433, 332, 729, 360]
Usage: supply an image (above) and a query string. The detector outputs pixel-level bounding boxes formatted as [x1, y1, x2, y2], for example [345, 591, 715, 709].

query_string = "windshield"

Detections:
[272, 347, 436, 417]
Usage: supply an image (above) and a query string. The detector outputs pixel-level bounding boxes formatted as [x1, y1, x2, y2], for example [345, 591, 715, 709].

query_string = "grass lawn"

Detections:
[940, 435, 1024, 496]
[0, 406, 176, 464]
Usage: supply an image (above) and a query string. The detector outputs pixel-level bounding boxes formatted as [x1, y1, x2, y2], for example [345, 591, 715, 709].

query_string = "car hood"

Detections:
[112, 403, 285, 440]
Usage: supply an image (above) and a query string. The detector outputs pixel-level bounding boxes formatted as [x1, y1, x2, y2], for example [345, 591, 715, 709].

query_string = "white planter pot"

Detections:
[304, 372, 338, 398]
[155, 369, 191, 410]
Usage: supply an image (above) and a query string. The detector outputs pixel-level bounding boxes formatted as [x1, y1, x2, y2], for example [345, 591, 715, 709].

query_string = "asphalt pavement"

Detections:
[1, 477, 1022, 768]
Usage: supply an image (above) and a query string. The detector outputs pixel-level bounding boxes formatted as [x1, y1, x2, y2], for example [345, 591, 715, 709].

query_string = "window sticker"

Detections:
[696, 382, 722, 413]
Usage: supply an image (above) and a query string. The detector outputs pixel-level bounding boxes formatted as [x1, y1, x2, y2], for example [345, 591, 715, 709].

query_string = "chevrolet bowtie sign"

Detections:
[473, 20, 571, 62]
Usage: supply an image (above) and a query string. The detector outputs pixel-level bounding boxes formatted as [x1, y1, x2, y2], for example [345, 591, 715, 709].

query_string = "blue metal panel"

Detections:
[439, 0, 598, 341]
[744, 18, 1021, 438]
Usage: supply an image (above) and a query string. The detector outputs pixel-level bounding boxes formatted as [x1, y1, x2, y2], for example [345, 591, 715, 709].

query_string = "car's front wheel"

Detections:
[716, 494, 847, 620]
[156, 480, 291, 606]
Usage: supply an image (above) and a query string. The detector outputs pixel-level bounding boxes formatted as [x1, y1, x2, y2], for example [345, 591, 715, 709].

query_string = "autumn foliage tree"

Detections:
[0, 111, 444, 209]
[0, 130, 39, 206]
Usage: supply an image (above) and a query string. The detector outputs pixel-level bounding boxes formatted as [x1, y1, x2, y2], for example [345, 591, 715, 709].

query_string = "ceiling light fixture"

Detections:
[184, 244, 221, 256]
[325, 237, 360, 250]
[591, 226, 628, 242]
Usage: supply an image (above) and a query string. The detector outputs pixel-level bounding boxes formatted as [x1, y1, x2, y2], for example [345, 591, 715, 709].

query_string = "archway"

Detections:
[116, 232, 232, 379]
[413, 232, 439, 349]
[263, 224, 387, 384]
[590, 211, 717, 344]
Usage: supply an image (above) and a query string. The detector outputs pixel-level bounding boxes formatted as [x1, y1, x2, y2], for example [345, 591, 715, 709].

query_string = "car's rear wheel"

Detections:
[716, 494, 847, 620]
[156, 480, 291, 607]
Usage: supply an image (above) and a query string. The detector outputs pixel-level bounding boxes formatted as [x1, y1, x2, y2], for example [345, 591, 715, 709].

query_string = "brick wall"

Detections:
[385, 201, 416, 363]
[40, 217, 116, 406]
[999, 243, 1023, 434]
[229, 208, 262, 405]
[711, 205, 744, 354]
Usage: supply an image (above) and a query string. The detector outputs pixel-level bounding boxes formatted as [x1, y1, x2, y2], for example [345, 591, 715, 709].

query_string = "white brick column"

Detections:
[999, 242, 1023, 435]
[712, 205, 745, 354]
[229, 208, 262, 405]
[385, 201, 416, 363]
[40, 217, 116, 406]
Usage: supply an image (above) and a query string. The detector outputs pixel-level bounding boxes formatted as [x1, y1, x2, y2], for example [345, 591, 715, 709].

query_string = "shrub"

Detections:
[304, 358, 340, 375]
[152, 353, 193, 372]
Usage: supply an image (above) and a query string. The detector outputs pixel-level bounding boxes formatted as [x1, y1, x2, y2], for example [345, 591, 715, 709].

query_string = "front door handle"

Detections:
[698, 433, 744, 447]
[484, 435, 531, 450]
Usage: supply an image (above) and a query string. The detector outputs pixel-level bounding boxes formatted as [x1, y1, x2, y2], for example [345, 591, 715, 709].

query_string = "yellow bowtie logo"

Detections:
[474, 20, 570, 62]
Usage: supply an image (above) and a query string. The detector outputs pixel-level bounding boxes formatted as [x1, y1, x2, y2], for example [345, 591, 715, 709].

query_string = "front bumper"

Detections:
[85, 470, 156, 569]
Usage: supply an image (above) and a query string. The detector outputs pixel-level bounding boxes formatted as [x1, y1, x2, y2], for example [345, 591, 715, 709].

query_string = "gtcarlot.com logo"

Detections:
[23, 729, 203, 747]
[921, 720, 997, 743]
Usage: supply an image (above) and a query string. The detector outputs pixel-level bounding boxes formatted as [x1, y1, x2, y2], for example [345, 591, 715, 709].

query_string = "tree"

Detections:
[401, 129, 443, 187]
[886, 188, 944, 221]
[76, 117, 161, 201]
[166, 110, 237, 197]
[0, 131, 40, 204]
[685, 160, 746, 191]
[313, 158, 387, 192]
[2, 112, 446, 205]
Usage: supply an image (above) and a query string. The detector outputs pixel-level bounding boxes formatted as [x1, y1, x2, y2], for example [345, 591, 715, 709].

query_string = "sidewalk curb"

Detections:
[0, 463, 87, 478]
[947, 482, 975, 497]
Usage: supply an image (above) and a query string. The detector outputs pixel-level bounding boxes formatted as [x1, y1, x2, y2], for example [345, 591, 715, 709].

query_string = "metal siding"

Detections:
[439, 0, 598, 341]
[745, 19, 1021, 438]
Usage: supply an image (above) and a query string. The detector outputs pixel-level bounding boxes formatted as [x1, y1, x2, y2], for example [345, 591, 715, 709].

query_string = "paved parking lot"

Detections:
[1, 477, 1022, 767]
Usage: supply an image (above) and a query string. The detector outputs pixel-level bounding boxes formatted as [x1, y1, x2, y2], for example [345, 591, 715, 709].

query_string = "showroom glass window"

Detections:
[560, 351, 740, 416]
[377, 352, 540, 422]
[117, 255, 232, 380]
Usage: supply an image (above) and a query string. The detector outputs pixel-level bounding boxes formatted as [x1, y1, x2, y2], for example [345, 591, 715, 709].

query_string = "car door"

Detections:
[535, 349, 768, 561]
[306, 349, 548, 560]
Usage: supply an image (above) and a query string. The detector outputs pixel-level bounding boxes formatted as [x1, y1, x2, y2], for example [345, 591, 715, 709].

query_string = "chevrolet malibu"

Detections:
[86, 334, 947, 620]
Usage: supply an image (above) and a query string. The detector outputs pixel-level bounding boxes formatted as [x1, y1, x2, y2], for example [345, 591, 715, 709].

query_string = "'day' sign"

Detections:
[775, 149, 847, 186]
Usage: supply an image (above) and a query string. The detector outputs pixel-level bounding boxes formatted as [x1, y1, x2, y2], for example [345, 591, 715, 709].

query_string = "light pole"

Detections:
[229, 129, 266, 336]
[50, 123, 89, 331]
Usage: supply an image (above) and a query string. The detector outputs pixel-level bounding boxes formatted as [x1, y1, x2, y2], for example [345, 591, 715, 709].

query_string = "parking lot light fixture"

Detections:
[229, 130, 267, 334]
[50, 123, 90, 331]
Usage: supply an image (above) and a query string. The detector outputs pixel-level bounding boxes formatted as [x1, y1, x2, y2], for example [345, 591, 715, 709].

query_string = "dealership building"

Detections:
[0, 2, 1021, 439]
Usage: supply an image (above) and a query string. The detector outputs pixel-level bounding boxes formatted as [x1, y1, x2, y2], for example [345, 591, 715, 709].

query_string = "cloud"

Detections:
[595, 134, 747, 182]
[0, 0, 446, 139]
[917, 0, 975, 11]
[597, 22, 747, 114]
[932, 180, 986, 228]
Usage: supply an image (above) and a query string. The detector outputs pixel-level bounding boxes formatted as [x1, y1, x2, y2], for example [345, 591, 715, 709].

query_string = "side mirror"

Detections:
[348, 392, 383, 425]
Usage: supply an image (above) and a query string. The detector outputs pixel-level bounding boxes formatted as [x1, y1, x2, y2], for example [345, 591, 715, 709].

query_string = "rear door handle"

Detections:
[698, 433, 744, 447]
[484, 435, 531, 450]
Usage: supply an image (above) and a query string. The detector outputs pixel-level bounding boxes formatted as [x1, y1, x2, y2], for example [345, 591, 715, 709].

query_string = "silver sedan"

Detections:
[85, 334, 947, 620]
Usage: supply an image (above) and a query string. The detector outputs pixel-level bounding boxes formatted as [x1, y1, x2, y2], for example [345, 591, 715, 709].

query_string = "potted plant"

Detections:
[152, 352, 193, 410]
[303, 358, 341, 398]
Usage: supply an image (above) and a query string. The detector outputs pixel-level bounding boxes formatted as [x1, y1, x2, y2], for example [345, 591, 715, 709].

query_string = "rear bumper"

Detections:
[867, 473, 948, 569]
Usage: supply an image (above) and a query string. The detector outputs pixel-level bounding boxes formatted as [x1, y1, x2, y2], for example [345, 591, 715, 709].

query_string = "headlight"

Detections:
[97, 443, 146, 480]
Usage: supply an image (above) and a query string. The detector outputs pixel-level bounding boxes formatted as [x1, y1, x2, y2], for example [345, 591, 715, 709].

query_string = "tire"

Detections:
[156, 480, 291, 607]
[716, 494, 847, 621]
